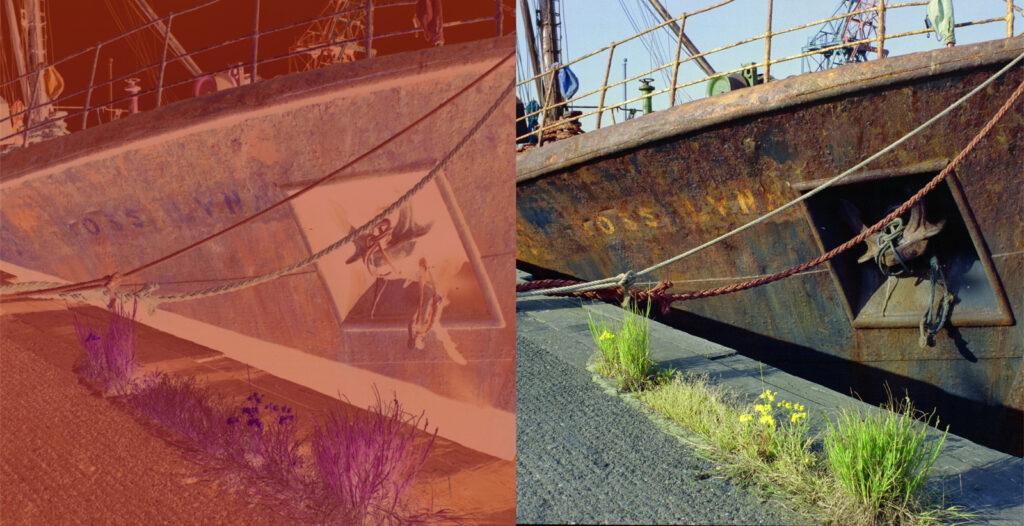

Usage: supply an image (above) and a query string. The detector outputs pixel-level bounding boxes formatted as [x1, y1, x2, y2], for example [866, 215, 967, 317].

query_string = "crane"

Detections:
[801, 0, 887, 73]
[289, 0, 370, 73]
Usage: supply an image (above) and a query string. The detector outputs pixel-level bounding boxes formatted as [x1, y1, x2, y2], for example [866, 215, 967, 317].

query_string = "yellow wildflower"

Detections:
[790, 412, 807, 423]
[759, 414, 776, 429]
[739, 414, 753, 423]
[599, 330, 616, 341]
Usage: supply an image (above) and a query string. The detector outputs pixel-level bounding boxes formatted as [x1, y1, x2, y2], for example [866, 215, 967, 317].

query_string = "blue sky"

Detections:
[516, 0, 1020, 132]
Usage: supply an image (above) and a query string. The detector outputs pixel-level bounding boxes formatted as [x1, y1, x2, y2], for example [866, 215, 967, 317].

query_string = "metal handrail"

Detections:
[1, 0, 507, 147]
[516, 0, 1021, 143]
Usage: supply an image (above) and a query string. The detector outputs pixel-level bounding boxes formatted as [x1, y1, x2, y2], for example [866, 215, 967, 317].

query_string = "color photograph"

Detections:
[515, 1, 1023, 524]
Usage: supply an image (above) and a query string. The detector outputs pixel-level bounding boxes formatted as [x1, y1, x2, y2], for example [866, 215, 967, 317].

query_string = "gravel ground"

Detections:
[515, 335, 803, 525]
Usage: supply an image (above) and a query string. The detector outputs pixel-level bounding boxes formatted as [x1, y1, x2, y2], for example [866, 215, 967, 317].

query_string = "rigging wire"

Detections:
[617, 0, 668, 109]
[636, 0, 692, 103]
[634, 0, 672, 88]
[102, 0, 162, 102]
[516, 0, 540, 104]
[557, 0, 568, 72]
[515, 42, 534, 103]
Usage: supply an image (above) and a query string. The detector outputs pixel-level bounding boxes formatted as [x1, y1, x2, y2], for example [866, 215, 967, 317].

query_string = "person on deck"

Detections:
[927, 0, 956, 48]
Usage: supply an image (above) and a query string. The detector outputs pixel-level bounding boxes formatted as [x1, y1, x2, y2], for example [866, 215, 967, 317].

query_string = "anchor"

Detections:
[841, 199, 946, 269]
[346, 203, 433, 277]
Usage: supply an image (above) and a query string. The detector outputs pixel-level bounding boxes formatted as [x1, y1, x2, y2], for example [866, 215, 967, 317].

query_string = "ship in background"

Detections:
[1, 0, 517, 460]
[515, 0, 1024, 456]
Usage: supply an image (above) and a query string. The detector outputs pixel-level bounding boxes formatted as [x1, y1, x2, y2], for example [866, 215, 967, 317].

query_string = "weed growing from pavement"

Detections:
[71, 299, 139, 396]
[310, 388, 439, 524]
[127, 371, 236, 455]
[226, 391, 305, 491]
[823, 392, 972, 526]
[642, 375, 970, 524]
[585, 302, 973, 525]
[72, 303, 452, 524]
[586, 299, 655, 391]
[642, 374, 825, 511]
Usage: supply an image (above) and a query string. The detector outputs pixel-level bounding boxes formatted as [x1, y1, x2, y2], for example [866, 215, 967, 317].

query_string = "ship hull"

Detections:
[1, 36, 516, 459]
[516, 37, 1024, 455]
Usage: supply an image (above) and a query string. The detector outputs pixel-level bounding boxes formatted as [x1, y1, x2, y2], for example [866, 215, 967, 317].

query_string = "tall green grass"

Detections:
[823, 393, 955, 525]
[586, 299, 653, 391]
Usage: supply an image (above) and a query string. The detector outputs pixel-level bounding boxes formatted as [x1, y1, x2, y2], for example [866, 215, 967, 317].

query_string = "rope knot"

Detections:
[103, 273, 124, 309]
[616, 270, 636, 290]
[617, 271, 636, 307]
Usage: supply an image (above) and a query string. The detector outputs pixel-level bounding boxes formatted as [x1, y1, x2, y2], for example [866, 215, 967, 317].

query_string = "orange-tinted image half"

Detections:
[1, 0, 515, 523]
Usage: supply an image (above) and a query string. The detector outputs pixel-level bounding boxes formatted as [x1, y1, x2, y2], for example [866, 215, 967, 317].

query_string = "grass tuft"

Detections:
[126, 371, 234, 455]
[71, 299, 139, 395]
[310, 388, 439, 524]
[587, 299, 654, 391]
[823, 392, 958, 525]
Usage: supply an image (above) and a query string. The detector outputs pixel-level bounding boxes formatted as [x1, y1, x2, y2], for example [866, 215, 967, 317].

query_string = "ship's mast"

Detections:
[128, 0, 203, 76]
[3, 0, 30, 104]
[24, 0, 50, 123]
[518, 0, 544, 103]
[537, 0, 563, 122]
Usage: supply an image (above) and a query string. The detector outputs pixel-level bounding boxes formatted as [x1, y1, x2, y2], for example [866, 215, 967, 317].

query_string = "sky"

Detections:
[516, 0, 1020, 132]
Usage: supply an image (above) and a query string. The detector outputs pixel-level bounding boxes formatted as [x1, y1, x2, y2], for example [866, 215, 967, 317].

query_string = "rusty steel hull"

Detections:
[517, 37, 1024, 455]
[1, 36, 515, 459]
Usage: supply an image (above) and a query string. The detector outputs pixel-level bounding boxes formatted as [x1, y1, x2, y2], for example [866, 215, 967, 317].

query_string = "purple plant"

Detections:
[126, 371, 235, 455]
[72, 298, 139, 395]
[225, 391, 304, 488]
[91, 339, 448, 523]
[310, 388, 438, 524]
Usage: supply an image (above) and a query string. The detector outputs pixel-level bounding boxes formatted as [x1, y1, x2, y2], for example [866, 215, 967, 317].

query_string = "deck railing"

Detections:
[515, 0, 1022, 145]
[0, 0, 509, 148]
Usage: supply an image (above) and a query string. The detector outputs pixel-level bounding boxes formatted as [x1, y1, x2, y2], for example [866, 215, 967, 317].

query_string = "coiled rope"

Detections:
[518, 48, 1024, 307]
[2, 52, 515, 307]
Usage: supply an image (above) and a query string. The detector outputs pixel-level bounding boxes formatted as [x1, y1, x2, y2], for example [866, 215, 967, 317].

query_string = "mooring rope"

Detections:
[518, 49, 1024, 305]
[2, 52, 514, 305]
